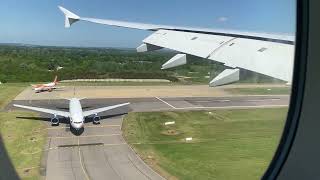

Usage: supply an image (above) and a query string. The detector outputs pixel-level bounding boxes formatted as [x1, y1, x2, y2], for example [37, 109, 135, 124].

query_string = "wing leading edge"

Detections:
[13, 104, 70, 117]
[58, 6, 295, 84]
[83, 102, 130, 117]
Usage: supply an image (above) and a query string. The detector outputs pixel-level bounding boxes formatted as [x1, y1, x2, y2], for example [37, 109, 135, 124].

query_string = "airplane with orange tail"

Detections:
[31, 75, 62, 93]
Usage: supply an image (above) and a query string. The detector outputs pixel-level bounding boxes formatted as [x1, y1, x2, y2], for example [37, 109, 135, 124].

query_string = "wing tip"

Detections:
[13, 104, 23, 108]
[58, 6, 80, 28]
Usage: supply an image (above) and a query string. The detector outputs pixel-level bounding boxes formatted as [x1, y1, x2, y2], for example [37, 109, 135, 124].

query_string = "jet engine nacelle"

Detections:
[51, 116, 59, 126]
[93, 114, 100, 124]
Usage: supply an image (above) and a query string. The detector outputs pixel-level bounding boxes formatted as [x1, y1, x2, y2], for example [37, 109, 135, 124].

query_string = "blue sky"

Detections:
[0, 0, 296, 47]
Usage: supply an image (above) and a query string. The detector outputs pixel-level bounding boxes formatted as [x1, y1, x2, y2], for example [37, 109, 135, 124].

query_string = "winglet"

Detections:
[58, 6, 80, 28]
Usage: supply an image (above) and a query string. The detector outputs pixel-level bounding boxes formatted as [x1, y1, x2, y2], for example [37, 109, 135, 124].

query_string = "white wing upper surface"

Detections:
[59, 6, 295, 83]
[83, 102, 130, 117]
[14, 104, 70, 117]
[144, 30, 294, 82]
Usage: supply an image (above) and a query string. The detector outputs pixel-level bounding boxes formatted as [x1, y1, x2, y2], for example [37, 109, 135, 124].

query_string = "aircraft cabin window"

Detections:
[0, 1, 297, 180]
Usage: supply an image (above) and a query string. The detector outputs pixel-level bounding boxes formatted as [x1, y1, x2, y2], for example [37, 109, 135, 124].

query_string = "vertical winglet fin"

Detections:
[58, 6, 80, 28]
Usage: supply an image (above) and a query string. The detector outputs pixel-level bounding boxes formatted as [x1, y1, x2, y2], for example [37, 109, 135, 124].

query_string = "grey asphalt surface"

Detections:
[42, 117, 164, 180]
[9, 95, 289, 113]
[7, 95, 289, 180]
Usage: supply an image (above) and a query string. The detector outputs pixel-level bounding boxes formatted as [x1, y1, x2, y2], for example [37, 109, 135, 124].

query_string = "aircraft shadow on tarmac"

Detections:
[16, 113, 126, 136]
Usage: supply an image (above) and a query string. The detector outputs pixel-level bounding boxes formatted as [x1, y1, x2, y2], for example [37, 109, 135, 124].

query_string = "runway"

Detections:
[8, 95, 289, 180]
[10, 95, 289, 113]
[42, 116, 164, 180]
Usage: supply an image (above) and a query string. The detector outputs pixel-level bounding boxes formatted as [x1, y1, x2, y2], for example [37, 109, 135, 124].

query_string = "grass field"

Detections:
[0, 83, 47, 180]
[225, 87, 291, 95]
[0, 83, 28, 109]
[123, 108, 288, 180]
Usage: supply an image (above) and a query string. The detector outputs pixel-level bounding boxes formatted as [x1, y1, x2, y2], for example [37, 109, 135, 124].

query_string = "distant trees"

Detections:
[0, 45, 282, 83]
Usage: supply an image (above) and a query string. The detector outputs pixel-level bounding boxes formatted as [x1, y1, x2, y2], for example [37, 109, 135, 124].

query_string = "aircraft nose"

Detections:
[72, 123, 83, 130]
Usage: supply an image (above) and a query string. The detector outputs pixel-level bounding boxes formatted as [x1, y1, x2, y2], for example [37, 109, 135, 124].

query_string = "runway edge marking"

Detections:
[120, 115, 166, 180]
[174, 104, 288, 110]
[155, 96, 177, 109]
[123, 138, 166, 179]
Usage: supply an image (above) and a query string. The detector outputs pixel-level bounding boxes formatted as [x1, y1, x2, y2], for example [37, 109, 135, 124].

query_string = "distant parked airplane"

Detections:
[14, 98, 130, 131]
[31, 75, 61, 93]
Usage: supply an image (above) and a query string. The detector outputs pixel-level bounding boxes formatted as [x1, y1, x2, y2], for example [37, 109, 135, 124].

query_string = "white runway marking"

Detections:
[127, 154, 152, 180]
[78, 137, 90, 180]
[46, 125, 120, 130]
[174, 104, 288, 110]
[45, 143, 127, 151]
[50, 134, 121, 139]
[104, 143, 126, 146]
[194, 99, 231, 103]
[218, 100, 231, 102]
[246, 98, 280, 102]
[155, 96, 176, 109]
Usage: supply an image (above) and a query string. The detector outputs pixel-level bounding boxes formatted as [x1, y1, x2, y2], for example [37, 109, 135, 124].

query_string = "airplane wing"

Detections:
[59, 6, 295, 86]
[82, 102, 130, 117]
[13, 104, 70, 117]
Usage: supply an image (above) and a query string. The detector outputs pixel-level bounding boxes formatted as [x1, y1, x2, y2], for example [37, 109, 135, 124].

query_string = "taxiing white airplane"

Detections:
[59, 6, 295, 87]
[14, 98, 130, 130]
[31, 75, 61, 93]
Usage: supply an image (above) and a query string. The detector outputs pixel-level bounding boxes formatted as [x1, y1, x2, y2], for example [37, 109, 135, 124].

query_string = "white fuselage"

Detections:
[44, 82, 56, 87]
[34, 82, 56, 92]
[69, 98, 84, 130]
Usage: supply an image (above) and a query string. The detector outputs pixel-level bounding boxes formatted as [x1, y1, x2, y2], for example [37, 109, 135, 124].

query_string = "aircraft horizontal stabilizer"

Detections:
[58, 6, 80, 28]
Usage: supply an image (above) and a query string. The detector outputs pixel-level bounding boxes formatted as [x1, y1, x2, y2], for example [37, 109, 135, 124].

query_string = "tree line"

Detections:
[0, 44, 282, 83]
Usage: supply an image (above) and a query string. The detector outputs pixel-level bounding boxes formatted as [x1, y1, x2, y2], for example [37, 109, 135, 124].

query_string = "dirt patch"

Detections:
[161, 129, 180, 136]
[23, 168, 31, 174]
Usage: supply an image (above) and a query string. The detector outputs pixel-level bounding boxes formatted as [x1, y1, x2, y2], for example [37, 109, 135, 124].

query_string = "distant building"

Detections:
[57, 66, 64, 71]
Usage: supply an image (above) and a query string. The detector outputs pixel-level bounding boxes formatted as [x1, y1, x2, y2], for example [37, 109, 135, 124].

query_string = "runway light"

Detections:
[164, 121, 175, 125]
